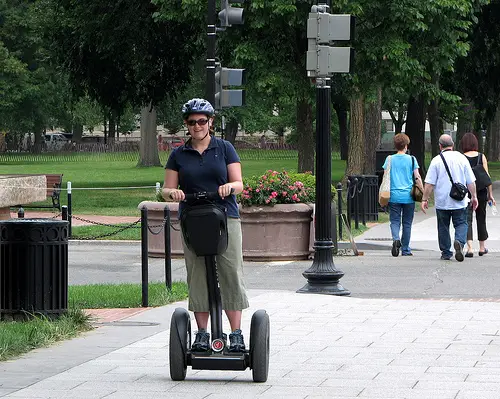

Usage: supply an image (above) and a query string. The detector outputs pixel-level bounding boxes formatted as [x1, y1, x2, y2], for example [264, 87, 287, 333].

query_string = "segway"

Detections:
[169, 191, 270, 382]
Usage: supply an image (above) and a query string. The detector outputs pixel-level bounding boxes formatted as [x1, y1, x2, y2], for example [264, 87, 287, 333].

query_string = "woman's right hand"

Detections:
[169, 189, 185, 202]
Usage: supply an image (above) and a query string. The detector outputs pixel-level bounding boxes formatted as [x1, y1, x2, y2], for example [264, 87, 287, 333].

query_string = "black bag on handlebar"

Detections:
[180, 203, 228, 257]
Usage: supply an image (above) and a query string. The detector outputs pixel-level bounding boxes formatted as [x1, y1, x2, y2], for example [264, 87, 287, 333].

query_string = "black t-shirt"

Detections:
[165, 136, 241, 217]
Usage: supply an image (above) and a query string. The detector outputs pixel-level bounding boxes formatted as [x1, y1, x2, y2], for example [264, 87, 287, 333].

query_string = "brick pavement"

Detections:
[85, 308, 151, 324]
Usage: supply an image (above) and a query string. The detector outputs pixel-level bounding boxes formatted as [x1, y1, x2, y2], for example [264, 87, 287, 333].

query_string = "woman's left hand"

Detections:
[218, 183, 234, 199]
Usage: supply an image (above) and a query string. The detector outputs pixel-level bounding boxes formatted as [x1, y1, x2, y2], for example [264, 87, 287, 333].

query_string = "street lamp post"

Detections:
[297, 77, 350, 296]
[298, 2, 354, 296]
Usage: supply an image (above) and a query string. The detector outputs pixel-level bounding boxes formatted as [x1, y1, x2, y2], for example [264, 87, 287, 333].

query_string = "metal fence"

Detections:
[0, 148, 345, 163]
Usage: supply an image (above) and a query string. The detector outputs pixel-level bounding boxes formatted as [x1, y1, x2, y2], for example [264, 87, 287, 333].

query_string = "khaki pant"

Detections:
[182, 218, 249, 312]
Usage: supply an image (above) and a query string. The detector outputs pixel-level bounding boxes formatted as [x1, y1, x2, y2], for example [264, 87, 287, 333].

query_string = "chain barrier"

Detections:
[68, 214, 179, 239]
[147, 216, 170, 236]
[72, 218, 142, 240]
[71, 215, 142, 229]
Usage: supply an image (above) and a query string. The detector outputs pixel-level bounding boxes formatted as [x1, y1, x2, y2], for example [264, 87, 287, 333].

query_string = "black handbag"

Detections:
[440, 152, 469, 201]
[471, 153, 492, 191]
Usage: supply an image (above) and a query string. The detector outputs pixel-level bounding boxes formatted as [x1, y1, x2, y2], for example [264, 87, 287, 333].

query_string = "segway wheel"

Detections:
[250, 309, 270, 382]
[169, 308, 191, 381]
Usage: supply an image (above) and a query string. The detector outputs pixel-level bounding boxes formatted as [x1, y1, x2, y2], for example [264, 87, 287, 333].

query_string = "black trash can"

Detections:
[0, 218, 69, 320]
[375, 149, 395, 173]
[347, 175, 379, 223]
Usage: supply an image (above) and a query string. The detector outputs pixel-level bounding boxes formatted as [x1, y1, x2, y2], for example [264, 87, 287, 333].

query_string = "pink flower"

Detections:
[265, 199, 270, 204]
[271, 191, 277, 198]
[282, 191, 288, 196]
[292, 194, 299, 201]
[256, 189, 260, 193]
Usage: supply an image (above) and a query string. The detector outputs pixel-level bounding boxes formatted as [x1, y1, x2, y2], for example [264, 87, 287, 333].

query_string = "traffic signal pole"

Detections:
[297, 76, 350, 296]
[298, 1, 353, 296]
[206, 0, 216, 105]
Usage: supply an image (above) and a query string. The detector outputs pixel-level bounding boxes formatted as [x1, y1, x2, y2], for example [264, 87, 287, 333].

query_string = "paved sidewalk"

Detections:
[2, 291, 500, 398]
[2, 185, 500, 398]
[355, 181, 500, 255]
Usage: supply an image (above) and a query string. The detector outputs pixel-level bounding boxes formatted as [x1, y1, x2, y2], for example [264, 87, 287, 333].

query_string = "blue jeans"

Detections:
[389, 202, 415, 255]
[436, 208, 468, 258]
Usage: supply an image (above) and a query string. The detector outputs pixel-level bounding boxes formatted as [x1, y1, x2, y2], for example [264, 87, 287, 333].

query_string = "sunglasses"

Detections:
[186, 118, 209, 126]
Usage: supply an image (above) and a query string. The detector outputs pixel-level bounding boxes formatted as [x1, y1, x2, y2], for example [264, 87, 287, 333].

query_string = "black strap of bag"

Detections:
[477, 152, 482, 166]
[439, 152, 455, 186]
[411, 156, 416, 184]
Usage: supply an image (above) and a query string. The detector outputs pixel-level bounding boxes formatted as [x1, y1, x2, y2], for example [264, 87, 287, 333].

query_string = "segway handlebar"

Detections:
[183, 188, 235, 202]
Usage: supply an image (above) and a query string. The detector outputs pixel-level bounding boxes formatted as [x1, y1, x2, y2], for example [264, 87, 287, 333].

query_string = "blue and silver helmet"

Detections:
[181, 98, 215, 119]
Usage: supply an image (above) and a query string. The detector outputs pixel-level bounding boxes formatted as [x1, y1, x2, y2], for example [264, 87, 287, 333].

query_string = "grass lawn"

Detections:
[0, 281, 188, 362]
[69, 281, 188, 308]
[0, 309, 93, 362]
[71, 223, 142, 240]
[0, 151, 347, 216]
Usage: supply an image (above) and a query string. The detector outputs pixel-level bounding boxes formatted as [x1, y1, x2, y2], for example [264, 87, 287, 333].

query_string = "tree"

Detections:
[364, 86, 382, 174]
[0, 0, 67, 150]
[47, 0, 200, 165]
[448, 2, 500, 159]
[343, 0, 486, 174]
[215, 0, 316, 172]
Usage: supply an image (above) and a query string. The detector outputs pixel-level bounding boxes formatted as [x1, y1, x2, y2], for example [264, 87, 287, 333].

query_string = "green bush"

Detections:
[287, 172, 337, 203]
[240, 170, 336, 206]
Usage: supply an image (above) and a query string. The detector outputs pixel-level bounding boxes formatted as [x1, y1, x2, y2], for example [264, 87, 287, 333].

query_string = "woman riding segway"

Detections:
[163, 98, 249, 354]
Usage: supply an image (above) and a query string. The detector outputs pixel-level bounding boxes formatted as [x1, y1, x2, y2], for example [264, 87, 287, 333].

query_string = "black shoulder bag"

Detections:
[472, 153, 492, 191]
[439, 152, 468, 201]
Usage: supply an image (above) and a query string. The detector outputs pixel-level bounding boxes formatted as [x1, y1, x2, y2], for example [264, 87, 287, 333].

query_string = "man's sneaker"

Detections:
[454, 240, 464, 262]
[228, 329, 246, 352]
[191, 330, 210, 352]
[391, 240, 401, 257]
[440, 255, 452, 261]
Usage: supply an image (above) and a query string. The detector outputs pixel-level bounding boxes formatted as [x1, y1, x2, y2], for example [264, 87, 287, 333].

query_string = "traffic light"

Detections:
[306, 6, 355, 77]
[218, 0, 244, 28]
[215, 64, 246, 109]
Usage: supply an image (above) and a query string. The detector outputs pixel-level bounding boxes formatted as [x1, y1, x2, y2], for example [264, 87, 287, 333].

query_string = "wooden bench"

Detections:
[3, 173, 63, 211]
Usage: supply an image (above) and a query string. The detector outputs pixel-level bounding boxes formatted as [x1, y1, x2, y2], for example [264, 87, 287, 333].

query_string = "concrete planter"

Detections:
[240, 204, 313, 261]
[138, 201, 313, 261]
